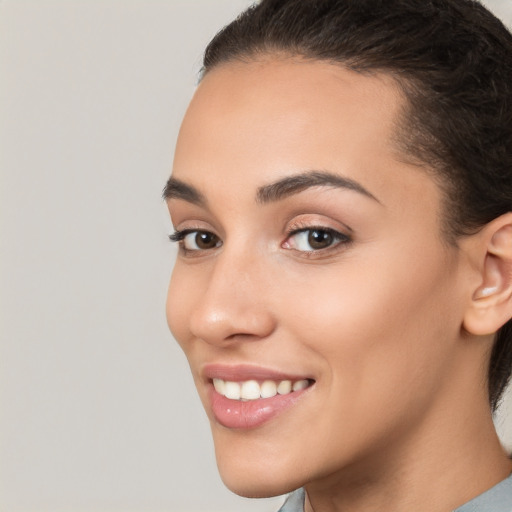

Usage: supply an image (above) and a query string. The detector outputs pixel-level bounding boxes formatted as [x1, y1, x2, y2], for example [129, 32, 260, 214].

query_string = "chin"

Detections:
[219, 469, 300, 499]
[212, 433, 306, 498]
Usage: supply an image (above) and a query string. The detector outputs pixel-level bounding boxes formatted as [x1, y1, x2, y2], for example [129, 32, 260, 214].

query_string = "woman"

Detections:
[164, 1, 512, 510]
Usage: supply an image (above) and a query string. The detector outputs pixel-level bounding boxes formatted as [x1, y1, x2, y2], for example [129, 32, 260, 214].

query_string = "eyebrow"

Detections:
[162, 170, 379, 206]
[256, 170, 380, 204]
[162, 177, 206, 206]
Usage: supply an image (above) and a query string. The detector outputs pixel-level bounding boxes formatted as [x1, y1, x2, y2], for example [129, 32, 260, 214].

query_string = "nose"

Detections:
[188, 247, 277, 346]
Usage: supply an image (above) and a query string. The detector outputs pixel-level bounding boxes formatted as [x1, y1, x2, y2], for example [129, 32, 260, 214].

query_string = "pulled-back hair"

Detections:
[201, 0, 512, 410]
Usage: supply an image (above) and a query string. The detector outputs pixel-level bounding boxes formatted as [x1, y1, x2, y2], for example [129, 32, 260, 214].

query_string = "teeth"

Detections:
[277, 380, 292, 395]
[241, 380, 260, 400]
[224, 381, 241, 400]
[213, 378, 225, 395]
[213, 378, 311, 401]
[260, 380, 277, 398]
[293, 379, 309, 391]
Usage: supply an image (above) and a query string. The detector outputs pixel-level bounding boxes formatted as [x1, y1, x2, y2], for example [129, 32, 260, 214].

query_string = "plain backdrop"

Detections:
[1, 1, 512, 511]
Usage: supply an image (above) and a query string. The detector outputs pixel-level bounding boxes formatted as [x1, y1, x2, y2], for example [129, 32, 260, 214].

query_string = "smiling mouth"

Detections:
[212, 378, 315, 401]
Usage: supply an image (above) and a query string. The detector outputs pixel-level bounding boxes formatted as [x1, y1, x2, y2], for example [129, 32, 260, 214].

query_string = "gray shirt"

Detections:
[278, 473, 512, 512]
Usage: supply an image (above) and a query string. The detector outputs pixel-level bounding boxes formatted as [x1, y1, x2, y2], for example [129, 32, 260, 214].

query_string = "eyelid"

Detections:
[169, 227, 222, 256]
[286, 225, 349, 237]
[284, 226, 350, 244]
[169, 229, 192, 242]
[282, 220, 353, 257]
[286, 214, 353, 234]
[169, 218, 219, 242]
[168, 216, 353, 258]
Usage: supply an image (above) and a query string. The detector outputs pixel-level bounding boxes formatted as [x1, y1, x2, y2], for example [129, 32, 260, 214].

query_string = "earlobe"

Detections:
[463, 215, 512, 336]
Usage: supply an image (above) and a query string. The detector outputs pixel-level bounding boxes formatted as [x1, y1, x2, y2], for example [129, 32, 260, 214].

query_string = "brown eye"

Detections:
[194, 232, 220, 250]
[283, 227, 350, 253]
[181, 230, 221, 251]
[307, 229, 334, 249]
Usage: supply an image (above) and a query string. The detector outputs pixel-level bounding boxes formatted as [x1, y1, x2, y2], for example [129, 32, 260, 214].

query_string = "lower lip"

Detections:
[209, 385, 311, 429]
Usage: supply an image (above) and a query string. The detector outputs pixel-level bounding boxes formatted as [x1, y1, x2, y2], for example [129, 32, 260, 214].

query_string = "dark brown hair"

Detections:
[201, 0, 512, 410]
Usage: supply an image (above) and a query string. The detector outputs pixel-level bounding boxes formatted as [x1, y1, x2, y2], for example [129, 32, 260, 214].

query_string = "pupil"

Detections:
[308, 230, 332, 249]
[196, 232, 217, 249]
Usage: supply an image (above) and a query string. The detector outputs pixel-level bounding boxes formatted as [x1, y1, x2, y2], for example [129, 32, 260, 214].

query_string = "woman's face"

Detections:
[166, 58, 473, 496]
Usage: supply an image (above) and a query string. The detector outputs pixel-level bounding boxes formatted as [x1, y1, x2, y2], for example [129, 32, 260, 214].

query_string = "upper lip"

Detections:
[202, 363, 314, 383]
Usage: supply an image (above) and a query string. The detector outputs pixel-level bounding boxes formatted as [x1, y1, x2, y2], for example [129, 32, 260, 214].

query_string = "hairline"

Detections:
[201, 50, 463, 247]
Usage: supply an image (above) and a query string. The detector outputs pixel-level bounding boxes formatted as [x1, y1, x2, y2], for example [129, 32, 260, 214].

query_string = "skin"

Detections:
[166, 57, 512, 512]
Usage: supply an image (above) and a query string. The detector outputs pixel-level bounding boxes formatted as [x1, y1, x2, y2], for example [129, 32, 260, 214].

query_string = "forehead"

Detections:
[172, 57, 438, 214]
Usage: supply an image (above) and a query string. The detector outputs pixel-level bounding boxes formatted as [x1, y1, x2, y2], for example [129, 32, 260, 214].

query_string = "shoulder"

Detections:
[455, 473, 512, 512]
[276, 476, 512, 512]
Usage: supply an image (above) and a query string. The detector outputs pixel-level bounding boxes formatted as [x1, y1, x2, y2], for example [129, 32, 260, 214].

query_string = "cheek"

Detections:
[166, 263, 197, 350]
[281, 243, 462, 413]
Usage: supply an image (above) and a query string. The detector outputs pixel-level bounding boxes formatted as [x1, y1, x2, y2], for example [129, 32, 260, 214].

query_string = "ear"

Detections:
[463, 213, 512, 336]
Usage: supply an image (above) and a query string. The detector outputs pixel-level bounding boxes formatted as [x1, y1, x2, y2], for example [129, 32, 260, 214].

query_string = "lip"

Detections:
[202, 363, 313, 382]
[202, 364, 315, 429]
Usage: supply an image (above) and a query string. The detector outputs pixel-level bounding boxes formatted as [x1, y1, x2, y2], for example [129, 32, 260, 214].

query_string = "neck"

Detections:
[304, 394, 511, 512]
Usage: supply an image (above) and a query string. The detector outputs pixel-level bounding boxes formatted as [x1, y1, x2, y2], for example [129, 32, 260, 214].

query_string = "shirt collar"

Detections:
[278, 473, 512, 512]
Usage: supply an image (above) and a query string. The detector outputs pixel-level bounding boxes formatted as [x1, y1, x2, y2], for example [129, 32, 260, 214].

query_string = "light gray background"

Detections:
[1, 1, 512, 511]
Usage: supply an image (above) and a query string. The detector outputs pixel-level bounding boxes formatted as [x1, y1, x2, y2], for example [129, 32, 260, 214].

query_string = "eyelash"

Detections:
[169, 229, 222, 255]
[284, 226, 351, 255]
[169, 226, 351, 257]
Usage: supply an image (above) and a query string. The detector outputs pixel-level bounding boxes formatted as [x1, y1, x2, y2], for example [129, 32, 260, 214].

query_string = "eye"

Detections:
[169, 229, 222, 252]
[283, 227, 350, 252]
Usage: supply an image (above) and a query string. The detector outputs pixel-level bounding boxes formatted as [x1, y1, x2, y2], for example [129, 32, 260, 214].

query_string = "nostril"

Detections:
[190, 301, 277, 347]
[224, 332, 270, 342]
